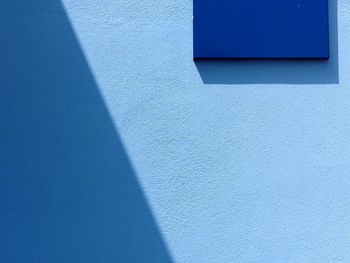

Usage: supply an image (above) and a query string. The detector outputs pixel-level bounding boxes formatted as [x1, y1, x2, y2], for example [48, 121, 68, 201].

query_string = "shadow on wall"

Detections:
[0, 1, 172, 262]
[195, 0, 339, 84]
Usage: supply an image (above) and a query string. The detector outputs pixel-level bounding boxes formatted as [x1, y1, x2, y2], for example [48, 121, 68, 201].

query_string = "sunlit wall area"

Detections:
[1, 0, 350, 262]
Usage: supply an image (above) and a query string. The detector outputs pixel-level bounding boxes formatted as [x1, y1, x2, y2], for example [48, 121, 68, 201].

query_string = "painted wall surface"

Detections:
[1, 0, 350, 262]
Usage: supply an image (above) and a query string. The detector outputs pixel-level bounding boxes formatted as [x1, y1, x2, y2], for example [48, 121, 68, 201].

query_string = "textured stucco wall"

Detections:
[2, 0, 350, 262]
[64, 0, 350, 261]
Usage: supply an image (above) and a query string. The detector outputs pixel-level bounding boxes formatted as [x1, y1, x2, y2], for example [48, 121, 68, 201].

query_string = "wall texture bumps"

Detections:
[1, 0, 350, 262]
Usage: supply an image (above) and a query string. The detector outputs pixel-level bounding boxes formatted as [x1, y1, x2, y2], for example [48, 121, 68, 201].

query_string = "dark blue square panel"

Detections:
[194, 0, 329, 59]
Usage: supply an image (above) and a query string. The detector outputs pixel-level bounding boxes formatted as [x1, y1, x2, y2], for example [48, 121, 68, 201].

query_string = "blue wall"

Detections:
[1, 0, 350, 262]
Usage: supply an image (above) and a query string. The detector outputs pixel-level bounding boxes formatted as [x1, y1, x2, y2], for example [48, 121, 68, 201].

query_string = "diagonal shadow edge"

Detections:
[0, 0, 173, 262]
